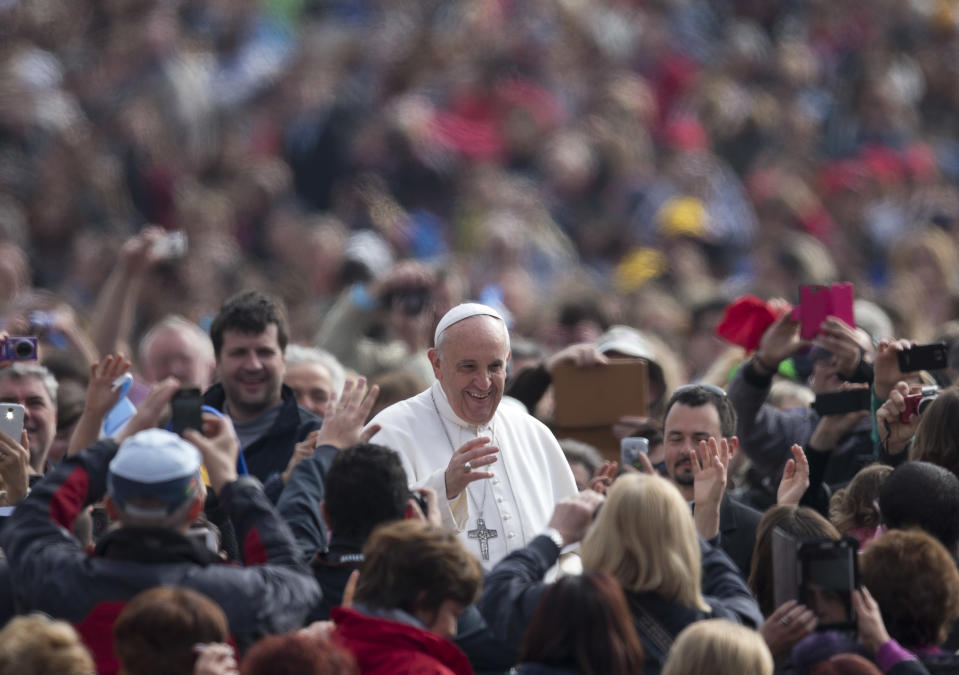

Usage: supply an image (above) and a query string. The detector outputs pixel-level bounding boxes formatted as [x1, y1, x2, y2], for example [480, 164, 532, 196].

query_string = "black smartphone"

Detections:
[811, 389, 871, 416]
[897, 342, 948, 372]
[411, 490, 430, 517]
[798, 537, 859, 631]
[170, 388, 203, 436]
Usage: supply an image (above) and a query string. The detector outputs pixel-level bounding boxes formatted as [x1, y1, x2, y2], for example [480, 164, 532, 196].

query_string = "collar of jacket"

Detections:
[203, 382, 314, 433]
[95, 526, 222, 566]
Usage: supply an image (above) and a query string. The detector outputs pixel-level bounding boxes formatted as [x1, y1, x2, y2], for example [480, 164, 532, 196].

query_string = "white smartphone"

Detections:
[0, 403, 25, 441]
[620, 437, 649, 470]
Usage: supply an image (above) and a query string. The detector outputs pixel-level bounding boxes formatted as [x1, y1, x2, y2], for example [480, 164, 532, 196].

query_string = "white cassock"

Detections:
[367, 380, 578, 567]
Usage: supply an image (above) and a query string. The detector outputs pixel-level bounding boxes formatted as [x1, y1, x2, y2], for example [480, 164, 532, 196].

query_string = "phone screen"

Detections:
[620, 437, 649, 469]
[798, 538, 858, 630]
[170, 388, 203, 436]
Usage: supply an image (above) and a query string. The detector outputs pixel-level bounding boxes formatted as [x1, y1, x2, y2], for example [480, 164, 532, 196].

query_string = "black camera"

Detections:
[383, 288, 432, 317]
[0, 337, 38, 361]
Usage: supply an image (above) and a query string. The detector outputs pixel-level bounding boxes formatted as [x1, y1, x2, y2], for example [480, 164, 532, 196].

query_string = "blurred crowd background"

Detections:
[4, 0, 959, 379]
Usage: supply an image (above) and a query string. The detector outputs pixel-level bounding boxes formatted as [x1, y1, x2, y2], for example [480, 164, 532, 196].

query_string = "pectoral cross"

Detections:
[468, 516, 498, 561]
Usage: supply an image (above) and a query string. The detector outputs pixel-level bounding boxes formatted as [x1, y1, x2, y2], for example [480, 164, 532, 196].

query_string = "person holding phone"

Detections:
[727, 310, 876, 511]
[0, 422, 30, 507]
[0, 380, 321, 673]
[0, 362, 59, 475]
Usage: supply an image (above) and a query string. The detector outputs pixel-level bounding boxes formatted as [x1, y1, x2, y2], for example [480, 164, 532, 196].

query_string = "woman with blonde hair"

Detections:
[479, 477, 760, 674]
[662, 619, 773, 675]
[0, 613, 95, 675]
[579, 473, 761, 673]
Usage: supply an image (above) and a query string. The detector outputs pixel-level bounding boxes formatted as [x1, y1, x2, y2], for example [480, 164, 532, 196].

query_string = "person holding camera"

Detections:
[315, 260, 443, 384]
[0, 378, 320, 674]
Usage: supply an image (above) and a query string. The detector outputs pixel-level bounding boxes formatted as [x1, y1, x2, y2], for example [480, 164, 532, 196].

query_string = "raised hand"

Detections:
[546, 490, 606, 546]
[0, 429, 30, 505]
[588, 460, 618, 494]
[545, 343, 608, 373]
[318, 378, 381, 449]
[756, 313, 811, 373]
[692, 437, 728, 540]
[853, 587, 891, 655]
[777, 444, 810, 506]
[282, 429, 323, 485]
[875, 381, 919, 456]
[444, 437, 499, 500]
[873, 339, 915, 401]
[184, 414, 239, 496]
[815, 317, 869, 377]
[84, 353, 133, 418]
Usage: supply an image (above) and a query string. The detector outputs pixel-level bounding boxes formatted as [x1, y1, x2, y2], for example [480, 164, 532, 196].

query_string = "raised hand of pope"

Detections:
[444, 437, 499, 500]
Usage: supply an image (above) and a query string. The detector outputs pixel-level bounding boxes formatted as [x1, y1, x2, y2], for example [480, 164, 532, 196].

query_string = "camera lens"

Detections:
[918, 394, 938, 416]
[13, 340, 34, 358]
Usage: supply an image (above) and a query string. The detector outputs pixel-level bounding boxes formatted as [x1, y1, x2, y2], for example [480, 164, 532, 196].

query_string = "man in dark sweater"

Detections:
[203, 290, 322, 502]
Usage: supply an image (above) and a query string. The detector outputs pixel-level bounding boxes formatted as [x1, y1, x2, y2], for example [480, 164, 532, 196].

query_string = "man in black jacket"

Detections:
[0, 380, 320, 674]
[204, 290, 322, 502]
[662, 384, 762, 577]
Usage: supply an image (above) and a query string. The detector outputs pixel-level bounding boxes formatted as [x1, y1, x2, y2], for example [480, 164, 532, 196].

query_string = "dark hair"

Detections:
[558, 299, 610, 332]
[861, 529, 959, 648]
[113, 587, 229, 675]
[324, 443, 410, 542]
[910, 387, 959, 479]
[879, 461, 959, 553]
[520, 571, 645, 675]
[240, 633, 358, 675]
[209, 290, 289, 357]
[748, 505, 840, 617]
[663, 385, 737, 438]
[829, 463, 892, 535]
[356, 520, 482, 618]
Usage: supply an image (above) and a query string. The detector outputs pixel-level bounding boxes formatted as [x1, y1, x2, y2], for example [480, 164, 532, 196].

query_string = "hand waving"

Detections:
[777, 444, 810, 506]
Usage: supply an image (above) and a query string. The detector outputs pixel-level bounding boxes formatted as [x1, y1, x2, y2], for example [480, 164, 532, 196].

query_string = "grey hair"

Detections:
[0, 363, 58, 410]
[559, 438, 604, 477]
[284, 344, 347, 398]
[138, 315, 215, 367]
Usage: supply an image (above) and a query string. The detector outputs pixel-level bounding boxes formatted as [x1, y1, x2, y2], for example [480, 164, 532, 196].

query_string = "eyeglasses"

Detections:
[671, 383, 728, 399]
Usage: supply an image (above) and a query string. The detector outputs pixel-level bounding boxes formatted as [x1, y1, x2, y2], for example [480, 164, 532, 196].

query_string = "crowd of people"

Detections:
[5, 0, 959, 673]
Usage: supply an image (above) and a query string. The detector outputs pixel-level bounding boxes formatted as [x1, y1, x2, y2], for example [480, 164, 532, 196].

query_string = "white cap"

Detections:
[108, 429, 202, 517]
[434, 302, 507, 347]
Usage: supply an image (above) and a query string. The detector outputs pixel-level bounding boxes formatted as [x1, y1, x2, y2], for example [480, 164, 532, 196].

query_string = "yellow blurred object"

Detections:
[656, 196, 709, 239]
[615, 247, 667, 292]
[201, 465, 211, 486]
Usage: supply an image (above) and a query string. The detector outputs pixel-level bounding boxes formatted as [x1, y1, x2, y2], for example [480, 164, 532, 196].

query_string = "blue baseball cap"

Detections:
[108, 429, 203, 518]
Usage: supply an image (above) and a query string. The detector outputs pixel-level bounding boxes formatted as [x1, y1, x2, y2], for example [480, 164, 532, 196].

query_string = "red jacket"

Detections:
[332, 607, 474, 675]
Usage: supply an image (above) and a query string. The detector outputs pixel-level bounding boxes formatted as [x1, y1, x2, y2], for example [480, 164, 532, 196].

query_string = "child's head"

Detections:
[829, 464, 893, 543]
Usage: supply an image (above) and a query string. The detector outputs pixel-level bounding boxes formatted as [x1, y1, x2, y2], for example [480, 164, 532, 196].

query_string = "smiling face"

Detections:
[429, 315, 510, 426]
[663, 402, 723, 500]
[0, 375, 56, 471]
[216, 325, 285, 423]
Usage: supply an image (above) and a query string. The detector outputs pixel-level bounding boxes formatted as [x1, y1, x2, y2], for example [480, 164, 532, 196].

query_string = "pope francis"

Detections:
[366, 303, 578, 567]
